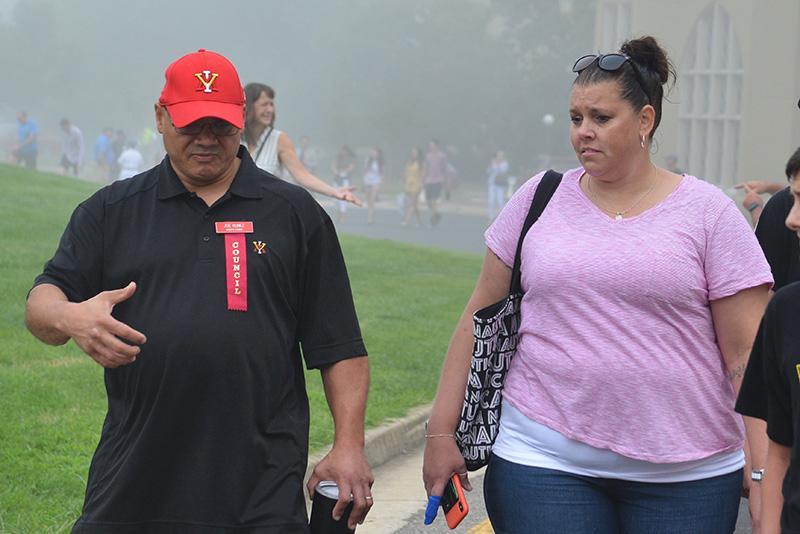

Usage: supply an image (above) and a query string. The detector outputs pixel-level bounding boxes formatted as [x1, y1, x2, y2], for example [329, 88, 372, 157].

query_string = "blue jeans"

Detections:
[484, 455, 742, 534]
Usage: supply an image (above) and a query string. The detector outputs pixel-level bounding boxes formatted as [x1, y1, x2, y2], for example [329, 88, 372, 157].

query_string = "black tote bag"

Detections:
[455, 170, 562, 471]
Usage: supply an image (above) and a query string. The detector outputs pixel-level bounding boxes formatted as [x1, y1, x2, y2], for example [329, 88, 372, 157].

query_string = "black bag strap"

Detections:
[253, 126, 274, 163]
[509, 169, 562, 294]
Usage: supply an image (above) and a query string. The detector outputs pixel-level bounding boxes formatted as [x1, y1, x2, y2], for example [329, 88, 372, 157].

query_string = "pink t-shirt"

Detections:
[485, 168, 773, 463]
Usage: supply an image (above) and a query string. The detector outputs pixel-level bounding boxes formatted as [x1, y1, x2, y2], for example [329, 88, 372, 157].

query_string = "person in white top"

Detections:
[59, 118, 84, 176]
[117, 140, 144, 180]
[242, 83, 360, 207]
[362, 147, 384, 225]
[486, 150, 510, 221]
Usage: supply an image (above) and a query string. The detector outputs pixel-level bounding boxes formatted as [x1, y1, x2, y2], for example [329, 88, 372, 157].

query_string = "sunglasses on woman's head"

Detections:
[572, 53, 651, 106]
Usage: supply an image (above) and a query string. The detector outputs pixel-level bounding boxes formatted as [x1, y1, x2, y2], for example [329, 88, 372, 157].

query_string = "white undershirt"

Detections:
[492, 400, 744, 483]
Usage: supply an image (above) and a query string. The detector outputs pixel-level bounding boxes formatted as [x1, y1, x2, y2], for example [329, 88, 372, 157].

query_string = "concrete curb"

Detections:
[305, 403, 432, 484]
[363, 404, 431, 468]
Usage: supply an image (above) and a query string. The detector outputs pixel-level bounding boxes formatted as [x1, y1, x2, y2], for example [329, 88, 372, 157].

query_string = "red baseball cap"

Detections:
[158, 49, 244, 129]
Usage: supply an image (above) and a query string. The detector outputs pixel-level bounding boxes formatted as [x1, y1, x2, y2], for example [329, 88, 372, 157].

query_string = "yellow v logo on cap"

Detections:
[194, 70, 218, 93]
[796, 364, 800, 383]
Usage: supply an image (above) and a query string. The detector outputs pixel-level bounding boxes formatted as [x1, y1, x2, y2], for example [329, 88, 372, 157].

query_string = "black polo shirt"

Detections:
[737, 187, 799, 422]
[33, 147, 367, 533]
[756, 186, 800, 291]
[737, 283, 800, 533]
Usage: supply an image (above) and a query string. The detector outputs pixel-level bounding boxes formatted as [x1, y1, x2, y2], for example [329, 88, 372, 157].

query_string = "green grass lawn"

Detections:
[0, 163, 481, 532]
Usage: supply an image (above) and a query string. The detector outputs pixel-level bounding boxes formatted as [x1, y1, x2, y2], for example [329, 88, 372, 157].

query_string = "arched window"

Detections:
[601, 1, 632, 51]
[678, 3, 743, 187]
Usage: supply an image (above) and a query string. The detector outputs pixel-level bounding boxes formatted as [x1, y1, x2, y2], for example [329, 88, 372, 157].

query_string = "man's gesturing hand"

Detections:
[62, 282, 147, 368]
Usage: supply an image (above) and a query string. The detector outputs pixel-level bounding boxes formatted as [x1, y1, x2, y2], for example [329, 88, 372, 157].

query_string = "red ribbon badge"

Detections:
[215, 221, 254, 312]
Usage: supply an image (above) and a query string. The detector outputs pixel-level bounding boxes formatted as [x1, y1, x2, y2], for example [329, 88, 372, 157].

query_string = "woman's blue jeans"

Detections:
[483, 454, 742, 534]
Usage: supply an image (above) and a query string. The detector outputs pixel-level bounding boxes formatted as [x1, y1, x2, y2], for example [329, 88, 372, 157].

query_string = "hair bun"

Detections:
[620, 36, 673, 85]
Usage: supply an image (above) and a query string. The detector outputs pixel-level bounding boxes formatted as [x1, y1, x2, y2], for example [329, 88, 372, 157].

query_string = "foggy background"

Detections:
[0, 0, 594, 185]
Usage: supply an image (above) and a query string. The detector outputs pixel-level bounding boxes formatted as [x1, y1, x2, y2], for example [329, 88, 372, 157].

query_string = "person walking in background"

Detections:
[108, 129, 126, 181]
[423, 36, 772, 533]
[402, 147, 423, 226]
[487, 150, 510, 221]
[138, 126, 161, 165]
[363, 147, 383, 225]
[59, 118, 84, 177]
[116, 140, 144, 180]
[444, 158, 460, 201]
[11, 111, 38, 170]
[735, 174, 790, 227]
[93, 128, 114, 179]
[331, 145, 355, 223]
[422, 140, 448, 226]
[297, 135, 318, 174]
[242, 82, 360, 206]
[25, 48, 373, 532]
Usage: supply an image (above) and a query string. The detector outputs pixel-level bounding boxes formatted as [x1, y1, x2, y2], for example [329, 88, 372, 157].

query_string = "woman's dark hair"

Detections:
[785, 147, 800, 180]
[243, 82, 276, 147]
[574, 36, 676, 139]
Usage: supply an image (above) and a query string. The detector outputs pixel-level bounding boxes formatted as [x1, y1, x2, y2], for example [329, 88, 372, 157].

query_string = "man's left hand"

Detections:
[307, 444, 374, 529]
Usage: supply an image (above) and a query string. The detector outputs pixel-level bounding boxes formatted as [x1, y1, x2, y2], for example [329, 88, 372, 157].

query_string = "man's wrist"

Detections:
[751, 468, 765, 482]
[746, 201, 762, 213]
[332, 434, 365, 449]
[51, 300, 77, 339]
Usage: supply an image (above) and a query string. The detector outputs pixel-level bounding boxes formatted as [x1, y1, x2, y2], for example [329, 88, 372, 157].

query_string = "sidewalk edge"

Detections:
[306, 403, 431, 483]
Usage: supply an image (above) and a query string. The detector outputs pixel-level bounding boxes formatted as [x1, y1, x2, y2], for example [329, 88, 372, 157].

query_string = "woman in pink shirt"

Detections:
[423, 36, 772, 533]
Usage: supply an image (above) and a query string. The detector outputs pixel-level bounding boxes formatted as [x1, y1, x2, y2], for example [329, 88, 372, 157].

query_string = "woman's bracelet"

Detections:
[424, 420, 455, 439]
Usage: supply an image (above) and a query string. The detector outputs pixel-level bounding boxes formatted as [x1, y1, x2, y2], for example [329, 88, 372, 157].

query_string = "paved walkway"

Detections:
[359, 444, 490, 534]
[318, 192, 491, 256]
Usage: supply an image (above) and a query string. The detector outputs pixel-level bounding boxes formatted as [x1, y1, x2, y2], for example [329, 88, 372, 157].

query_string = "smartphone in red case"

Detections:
[440, 473, 469, 529]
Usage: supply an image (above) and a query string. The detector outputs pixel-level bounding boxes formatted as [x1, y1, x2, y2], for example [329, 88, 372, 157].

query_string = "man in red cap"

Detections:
[25, 49, 373, 533]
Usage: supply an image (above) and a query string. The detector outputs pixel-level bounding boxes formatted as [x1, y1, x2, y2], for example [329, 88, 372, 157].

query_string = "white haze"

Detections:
[2, 0, 595, 183]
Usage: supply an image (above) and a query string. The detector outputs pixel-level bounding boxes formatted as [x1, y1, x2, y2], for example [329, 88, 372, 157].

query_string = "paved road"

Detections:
[321, 198, 489, 256]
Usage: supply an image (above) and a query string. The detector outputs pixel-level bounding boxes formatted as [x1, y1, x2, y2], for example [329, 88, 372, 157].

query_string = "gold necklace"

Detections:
[585, 167, 659, 221]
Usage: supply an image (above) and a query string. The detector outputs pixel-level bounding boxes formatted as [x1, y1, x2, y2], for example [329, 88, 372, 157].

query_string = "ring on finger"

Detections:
[365, 496, 373, 501]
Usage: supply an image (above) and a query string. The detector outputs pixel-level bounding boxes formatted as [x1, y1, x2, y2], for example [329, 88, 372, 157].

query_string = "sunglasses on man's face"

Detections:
[162, 108, 239, 137]
[572, 53, 651, 106]
[172, 118, 239, 137]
